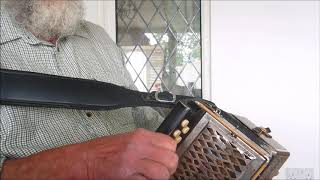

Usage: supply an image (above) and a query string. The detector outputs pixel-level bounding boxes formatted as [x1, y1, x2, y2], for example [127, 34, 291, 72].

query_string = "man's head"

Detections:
[4, 0, 84, 40]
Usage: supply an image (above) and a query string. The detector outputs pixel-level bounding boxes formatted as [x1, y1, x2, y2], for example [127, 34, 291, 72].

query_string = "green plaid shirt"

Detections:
[0, 7, 163, 173]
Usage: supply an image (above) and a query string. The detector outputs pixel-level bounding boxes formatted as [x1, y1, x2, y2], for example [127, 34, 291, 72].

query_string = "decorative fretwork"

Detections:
[173, 125, 253, 180]
[116, 0, 201, 97]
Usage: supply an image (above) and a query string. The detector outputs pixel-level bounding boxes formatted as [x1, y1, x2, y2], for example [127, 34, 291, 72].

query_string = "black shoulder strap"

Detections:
[0, 69, 193, 110]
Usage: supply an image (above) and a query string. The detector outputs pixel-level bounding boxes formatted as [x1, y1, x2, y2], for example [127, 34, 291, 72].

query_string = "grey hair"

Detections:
[4, 0, 85, 40]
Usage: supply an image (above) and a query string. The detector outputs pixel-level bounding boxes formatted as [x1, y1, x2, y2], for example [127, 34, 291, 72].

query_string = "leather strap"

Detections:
[0, 69, 192, 110]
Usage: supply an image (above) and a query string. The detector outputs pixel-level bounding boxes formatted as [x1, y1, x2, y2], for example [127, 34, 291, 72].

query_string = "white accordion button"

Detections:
[181, 119, 189, 128]
[182, 127, 190, 134]
[175, 136, 182, 143]
[173, 130, 181, 138]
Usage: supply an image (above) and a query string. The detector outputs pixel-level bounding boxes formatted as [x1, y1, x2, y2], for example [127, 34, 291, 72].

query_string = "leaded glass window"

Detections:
[116, 0, 201, 97]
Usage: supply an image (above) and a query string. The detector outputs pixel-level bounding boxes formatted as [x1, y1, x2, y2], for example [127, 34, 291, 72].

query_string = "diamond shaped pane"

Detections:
[139, 61, 161, 91]
[190, 11, 201, 34]
[149, 13, 167, 41]
[117, 17, 127, 41]
[151, 0, 162, 8]
[159, 31, 178, 62]
[174, 76, 194, 97]
[154, 80, 162, 92]
[179, 0, 200, 24]
[139, 31, 158, 58]
[127, 46, 148, 76]
[194, 0, 201, 8]
[131, 0, 143, 8]
[161, 69, 177, 91]
[134, 78, 148, 92]
[125, 62, 138, 80]
[139, 44, 155, 59]
[147, 45, 165, 75]
[169, 11, 188, 34]
[159, 0, 180, 22]
[179, 63, 201, 88]
[117, 0, 136, 26]
[137, 0, 157, 25]
[117, 0, 202, 97]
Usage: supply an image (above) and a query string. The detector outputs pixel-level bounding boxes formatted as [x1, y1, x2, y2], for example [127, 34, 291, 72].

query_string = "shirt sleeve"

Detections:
[131, 107, 164, 131]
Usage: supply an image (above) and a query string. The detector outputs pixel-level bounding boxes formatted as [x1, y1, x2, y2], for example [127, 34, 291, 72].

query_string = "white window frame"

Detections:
[201, 0, 212, 100]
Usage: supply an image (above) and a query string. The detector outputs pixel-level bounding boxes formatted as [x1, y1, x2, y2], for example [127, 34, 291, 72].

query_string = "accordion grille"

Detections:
[173, 124, 253, 180]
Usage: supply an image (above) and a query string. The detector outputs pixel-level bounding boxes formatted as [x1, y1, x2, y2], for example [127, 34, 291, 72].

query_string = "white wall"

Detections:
[211, 1, 320, 179]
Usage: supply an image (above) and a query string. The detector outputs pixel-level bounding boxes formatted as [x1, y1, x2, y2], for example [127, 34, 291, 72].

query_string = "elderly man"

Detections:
[0, 0, 178, 179]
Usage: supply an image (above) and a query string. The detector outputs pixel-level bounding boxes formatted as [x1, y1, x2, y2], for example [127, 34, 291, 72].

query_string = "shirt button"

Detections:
[86, 112, 93, 118]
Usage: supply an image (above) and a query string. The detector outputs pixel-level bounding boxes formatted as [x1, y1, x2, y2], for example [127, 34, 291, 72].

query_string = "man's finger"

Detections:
[136, 145, 179, 175]
[135, 159, 171, 180]
[130, 174, 149, 180]
[134, 129, 177, 152]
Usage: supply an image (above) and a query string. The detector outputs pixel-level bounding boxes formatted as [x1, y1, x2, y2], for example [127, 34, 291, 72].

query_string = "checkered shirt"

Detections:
[0, 6, 163, 173]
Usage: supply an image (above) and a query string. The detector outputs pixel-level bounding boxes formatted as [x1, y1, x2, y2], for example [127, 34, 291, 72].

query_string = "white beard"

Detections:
[5, 0, 85, 40]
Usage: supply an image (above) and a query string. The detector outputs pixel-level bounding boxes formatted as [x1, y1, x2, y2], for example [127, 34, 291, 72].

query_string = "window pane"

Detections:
[116, 0, 201, 97]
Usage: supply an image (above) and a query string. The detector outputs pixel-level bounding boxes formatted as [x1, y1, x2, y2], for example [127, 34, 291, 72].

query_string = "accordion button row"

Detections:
[172, 119, 191, 144]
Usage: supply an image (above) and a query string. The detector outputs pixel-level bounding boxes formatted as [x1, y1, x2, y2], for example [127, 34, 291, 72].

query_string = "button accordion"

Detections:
[157, 100, 289, 180]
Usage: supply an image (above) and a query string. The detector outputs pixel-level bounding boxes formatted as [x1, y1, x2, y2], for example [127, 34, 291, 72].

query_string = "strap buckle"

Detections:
[154, 91, 176, 103]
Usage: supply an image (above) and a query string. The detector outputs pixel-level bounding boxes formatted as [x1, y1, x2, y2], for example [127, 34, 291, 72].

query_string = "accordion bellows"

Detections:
[157, 101, 289, 180]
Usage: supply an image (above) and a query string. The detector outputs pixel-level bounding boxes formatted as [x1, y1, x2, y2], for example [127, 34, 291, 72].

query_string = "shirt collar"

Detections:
[1, 7, 90, 45]
[0, 7, 45, 45]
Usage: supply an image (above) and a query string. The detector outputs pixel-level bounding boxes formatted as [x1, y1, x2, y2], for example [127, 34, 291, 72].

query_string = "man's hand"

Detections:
[81, 128, 178, 180]
[1, 129, 178, 180]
